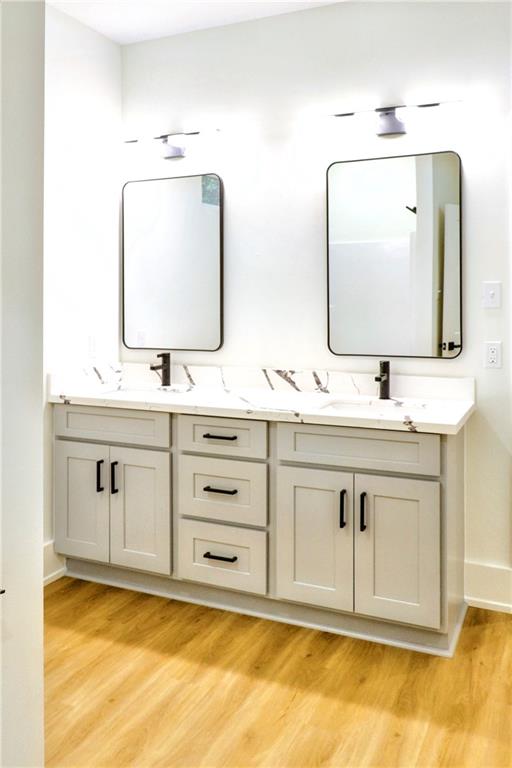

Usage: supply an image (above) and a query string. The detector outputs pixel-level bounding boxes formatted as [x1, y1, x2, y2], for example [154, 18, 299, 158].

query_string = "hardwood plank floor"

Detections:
[45, 577, 512, 768]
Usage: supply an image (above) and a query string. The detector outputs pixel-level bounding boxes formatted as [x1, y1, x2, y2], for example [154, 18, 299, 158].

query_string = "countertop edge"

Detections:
[48, 393, 475, 436]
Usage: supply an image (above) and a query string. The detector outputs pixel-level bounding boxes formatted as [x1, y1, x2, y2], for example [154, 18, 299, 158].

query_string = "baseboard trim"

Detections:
[465, 561, 512, 614]
[44, 540, 66, 586]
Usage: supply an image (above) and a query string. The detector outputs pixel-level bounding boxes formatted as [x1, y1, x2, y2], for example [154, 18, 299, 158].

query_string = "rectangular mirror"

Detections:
[123, 173, 223, 351]
[327, 152, 461, 358]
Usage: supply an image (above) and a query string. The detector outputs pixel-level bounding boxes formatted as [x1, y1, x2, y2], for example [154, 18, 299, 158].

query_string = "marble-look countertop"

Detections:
[48, 363, 475, 435]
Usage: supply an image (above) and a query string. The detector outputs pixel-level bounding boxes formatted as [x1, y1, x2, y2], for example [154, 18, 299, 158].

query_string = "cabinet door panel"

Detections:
[354, 474, 440, 628]
[54, 441, 110, 562]
[110, 447, 171, 575]
[276, 466, 353, 611]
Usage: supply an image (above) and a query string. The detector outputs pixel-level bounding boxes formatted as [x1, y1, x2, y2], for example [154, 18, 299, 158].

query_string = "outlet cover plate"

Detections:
[484, 341, 502, 368]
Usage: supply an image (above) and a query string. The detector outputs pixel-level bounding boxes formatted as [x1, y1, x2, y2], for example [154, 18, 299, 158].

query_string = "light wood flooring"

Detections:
[45, 577, 512, 768]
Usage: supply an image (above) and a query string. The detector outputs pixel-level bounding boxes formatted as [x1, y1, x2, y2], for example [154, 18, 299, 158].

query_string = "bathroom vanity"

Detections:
[50, 149, 469, 655]
[50, 365, 474, 656]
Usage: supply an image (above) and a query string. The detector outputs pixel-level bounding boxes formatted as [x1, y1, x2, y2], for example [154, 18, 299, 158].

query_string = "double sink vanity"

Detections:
[50, 362, 474, 656]
[50, 149, 469, 654]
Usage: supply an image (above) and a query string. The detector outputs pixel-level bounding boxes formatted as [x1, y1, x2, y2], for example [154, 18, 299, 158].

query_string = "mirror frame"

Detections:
[121, 172, 224, 352]
[326, 151, 463, 359]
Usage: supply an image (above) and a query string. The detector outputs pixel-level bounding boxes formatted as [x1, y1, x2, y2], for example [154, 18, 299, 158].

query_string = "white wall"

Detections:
[121, 2, 512, 607]
[44, 6, 122, 558]
[1, 2, 45, 764]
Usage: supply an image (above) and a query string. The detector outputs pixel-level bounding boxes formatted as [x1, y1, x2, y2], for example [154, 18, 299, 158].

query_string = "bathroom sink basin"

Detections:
[116, 383, 192, 395]
[321, 397, 405, 410]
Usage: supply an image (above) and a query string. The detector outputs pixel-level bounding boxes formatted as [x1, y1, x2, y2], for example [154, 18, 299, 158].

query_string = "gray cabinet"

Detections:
[276, 466, 354, 612]
[53, 406, 460, 652]
[110, 447, 171, 574]
[354, 474, 440, 628]
[55, 440, 170, 575]
[55, 441, 110, 563]
[276, 466, 440, 628]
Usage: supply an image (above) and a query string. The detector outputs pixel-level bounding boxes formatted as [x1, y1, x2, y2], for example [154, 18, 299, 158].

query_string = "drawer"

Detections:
[178, 455, 267, 526]
[54, 404, 170, 448]
[177, 519, 267, 595]
[277, 423, 440, 476]
[177, 415, 267, 459]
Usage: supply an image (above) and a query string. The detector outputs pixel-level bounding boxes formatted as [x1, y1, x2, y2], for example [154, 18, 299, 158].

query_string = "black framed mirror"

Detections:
[122, 173, 223, 351]
[327, 151, 462, 358]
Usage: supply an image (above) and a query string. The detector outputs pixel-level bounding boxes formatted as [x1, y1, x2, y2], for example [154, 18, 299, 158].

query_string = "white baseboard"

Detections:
[43, 540, 66, 585]
[465, 561, 512, 613]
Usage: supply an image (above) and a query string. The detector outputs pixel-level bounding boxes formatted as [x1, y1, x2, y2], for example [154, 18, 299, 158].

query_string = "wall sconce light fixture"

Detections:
[375, 106, 406, 137]
[154, 131, 199, 159]
[333, 101, 441, 137]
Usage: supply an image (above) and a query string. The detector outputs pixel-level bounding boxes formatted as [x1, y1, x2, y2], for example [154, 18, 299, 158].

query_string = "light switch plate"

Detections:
[482, 281, 502, 308]
[484, 341, 502, 368]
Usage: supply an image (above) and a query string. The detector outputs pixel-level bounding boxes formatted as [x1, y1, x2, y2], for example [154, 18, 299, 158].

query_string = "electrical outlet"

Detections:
[484, 341, 502, 368]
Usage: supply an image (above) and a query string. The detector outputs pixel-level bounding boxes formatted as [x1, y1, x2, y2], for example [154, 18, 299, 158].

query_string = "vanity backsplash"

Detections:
[49, 361, 474, 403]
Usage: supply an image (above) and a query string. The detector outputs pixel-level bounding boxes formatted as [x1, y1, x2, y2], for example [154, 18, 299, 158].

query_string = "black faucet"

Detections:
[150, 353, 171, 387]
[375, 360, 390, 400]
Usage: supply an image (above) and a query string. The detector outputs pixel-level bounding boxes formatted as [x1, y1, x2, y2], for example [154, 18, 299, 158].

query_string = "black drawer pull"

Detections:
[203, 485, 238, 496]
[203, 551, 238, 563]
[0, 589, 5, 595]
[339, 489, 347, 528]
[360, 492, 367, 532]
[96, 460, 104, 493]
[111, 461, 119, 494]
[202, 433, 238, 441]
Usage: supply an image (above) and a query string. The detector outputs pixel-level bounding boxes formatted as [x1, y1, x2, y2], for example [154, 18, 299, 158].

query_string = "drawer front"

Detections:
[177, 519, 267, 594]
[178, 455, 267, 526]
[177, 415, 267, 459]
[277, 424, 440, 476]
[54, 405, 170, 448]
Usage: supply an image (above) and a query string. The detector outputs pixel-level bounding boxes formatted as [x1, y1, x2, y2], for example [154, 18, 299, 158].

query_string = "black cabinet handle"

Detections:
[203, 551, 238, 563]
[96, 460, 104, 493]
[111, 461, 119, 494]
[0, 589, 5, 595]
[339, 489, 347, 528]
[203, 485, 238, 496]
[202, 433, 238, 441]
[360, 492, 367, 532]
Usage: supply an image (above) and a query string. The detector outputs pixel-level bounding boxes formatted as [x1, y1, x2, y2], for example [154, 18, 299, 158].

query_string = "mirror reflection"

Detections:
[123, 173, 222, 351]
[327, 152, 461, 358]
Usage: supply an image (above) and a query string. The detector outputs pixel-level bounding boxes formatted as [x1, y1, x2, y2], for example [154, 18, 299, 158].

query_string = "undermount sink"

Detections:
[115, 383, 192, 396]
[321, 397, 404, 410]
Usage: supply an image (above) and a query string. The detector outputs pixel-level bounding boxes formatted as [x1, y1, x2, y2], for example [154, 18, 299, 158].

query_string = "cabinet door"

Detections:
[54, 441, 110, 562]
[276, 466, 353, 611]
[110, 447, 171, 575]
[354, 474, 440, 628]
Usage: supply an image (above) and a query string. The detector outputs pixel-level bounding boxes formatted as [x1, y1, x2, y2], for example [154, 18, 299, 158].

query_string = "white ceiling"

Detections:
[48, 1, 341, 45]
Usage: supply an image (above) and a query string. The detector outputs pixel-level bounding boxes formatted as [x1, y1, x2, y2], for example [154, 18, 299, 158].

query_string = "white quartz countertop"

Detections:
[48, 364, 475, 435]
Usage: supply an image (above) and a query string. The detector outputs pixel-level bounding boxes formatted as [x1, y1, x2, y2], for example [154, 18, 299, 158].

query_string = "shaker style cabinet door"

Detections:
[54, 441, 110, 562]
[354, 474, 440, 629]
[109, 447, 171, 575]
[276, 466, 354, 612]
